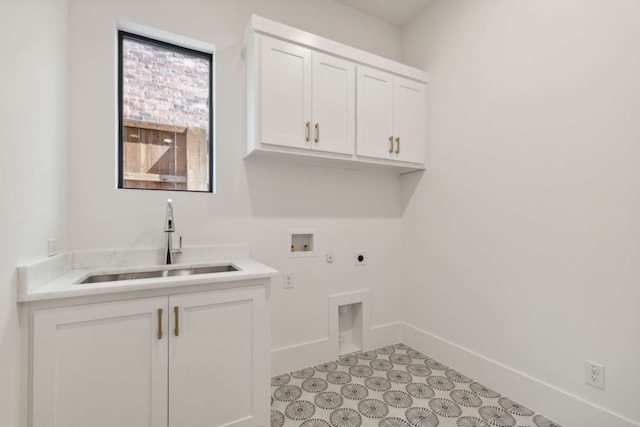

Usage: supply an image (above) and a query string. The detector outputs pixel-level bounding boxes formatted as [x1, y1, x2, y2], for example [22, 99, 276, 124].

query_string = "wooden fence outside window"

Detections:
[123, 119, 209, 191]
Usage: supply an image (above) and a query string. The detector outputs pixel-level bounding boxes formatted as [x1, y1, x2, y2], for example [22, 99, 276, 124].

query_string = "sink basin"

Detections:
[78, 265, 238, 284]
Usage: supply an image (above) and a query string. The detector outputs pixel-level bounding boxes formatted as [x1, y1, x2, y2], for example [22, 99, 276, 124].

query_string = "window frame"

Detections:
[117, 30, 214, 193]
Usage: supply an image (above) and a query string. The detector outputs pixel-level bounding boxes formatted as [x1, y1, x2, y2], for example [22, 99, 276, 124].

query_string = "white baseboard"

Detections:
[401, 322, 640, 427]
[270, 337, 332, 375]
[270, 322, 402, 375]
[369, 322, 402, 348]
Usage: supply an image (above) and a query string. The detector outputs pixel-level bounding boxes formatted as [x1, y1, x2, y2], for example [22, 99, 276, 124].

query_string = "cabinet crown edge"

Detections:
[245, 14, 428, 83]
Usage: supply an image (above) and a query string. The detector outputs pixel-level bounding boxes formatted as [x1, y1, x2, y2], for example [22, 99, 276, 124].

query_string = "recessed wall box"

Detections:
[289, 229, 316, 258]
[329, 290, 371, 357]
[338, 302, 363, 355]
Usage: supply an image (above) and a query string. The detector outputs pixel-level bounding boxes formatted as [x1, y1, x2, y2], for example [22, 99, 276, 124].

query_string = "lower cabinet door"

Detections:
[168, 287, 268, 427]
[33, 297, 169, 427]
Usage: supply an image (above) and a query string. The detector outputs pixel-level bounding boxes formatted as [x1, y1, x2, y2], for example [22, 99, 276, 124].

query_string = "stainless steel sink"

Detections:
[78, 265, 238, 284]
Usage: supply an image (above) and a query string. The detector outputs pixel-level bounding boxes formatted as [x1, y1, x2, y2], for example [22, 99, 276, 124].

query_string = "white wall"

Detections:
[66, 0, 405, 365]
[401, 0, 640, 425]
[0, 1, 69, 426]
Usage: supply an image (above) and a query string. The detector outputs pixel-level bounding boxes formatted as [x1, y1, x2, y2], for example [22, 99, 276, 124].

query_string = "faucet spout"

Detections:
[163, 199, 182, 264]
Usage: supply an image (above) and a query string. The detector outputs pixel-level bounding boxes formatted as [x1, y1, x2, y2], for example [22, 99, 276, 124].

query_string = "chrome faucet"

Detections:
[164, 199, 182, 265]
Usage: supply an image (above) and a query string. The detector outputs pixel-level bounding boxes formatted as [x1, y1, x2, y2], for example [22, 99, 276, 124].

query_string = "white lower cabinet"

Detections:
[33, 297, 169, 427]
[168, 288, 267, 427]
[32, 286, 268, 427]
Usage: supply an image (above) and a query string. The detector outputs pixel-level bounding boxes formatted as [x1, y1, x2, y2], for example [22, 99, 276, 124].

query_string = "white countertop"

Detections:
[17, 245, 279, 303]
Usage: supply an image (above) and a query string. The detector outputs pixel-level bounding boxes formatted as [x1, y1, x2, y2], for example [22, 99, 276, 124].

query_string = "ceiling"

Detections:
[335, 0, 432, 27]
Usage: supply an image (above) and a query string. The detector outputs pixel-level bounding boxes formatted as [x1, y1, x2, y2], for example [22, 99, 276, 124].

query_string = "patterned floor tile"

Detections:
[271, 343, 562, 427]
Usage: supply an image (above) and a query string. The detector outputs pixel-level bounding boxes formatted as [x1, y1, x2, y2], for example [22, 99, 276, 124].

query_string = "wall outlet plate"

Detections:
[585, 360, 605, 389]
[354, 251, 366, 266]
[283, 272, 294, 289]
[47, 239, 58, 257]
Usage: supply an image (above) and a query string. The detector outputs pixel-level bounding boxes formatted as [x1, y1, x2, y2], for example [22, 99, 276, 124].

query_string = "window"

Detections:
[118, 31, 213, 192]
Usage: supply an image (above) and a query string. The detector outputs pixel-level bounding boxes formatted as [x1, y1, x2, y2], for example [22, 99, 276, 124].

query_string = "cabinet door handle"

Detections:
[388, 136, 394, 154]
[174, 306, 179, 337]
[395, 137, 400, 155]
[305, 122, 310, 142]
[157, 308, 163, 340]
[314, 123, 319, 143]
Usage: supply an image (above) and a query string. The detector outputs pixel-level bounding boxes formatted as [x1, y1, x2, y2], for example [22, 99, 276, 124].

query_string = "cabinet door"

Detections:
[169, 287, 268, 427]
[33, 298, 168, 427]
[261, 36, 312, 149]
[393, 77, 426, 164]
[356, 65, 394, 160]
[311, 52, 355, 155]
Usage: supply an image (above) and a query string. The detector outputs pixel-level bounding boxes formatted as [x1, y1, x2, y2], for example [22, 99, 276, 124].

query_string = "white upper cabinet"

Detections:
[357, 66, 426, 164]
[356, 66, 394, 160]
[261, 36, 312, 150]
[394, 76, 426, 164]
[260, 37, 355, 155]
[311, 52, 355, 155]
[246, 15, 428, 172]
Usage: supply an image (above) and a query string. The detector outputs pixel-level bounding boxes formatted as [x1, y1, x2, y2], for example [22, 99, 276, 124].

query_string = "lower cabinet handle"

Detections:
[157, 308, 163, 340]
[388, 136, 394, 154]
[305, 122, 310, 142]
[314, 123, 319, 143]
[395, 137, 400, 155]
[174, 306, 179, 337]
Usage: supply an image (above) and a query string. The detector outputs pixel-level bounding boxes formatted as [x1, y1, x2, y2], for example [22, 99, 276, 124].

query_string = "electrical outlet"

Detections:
[283, 272, 294, 289]
[585, 360, 605, 389]
[47, 239, 58, 257]
[354, 251, 367, 266]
